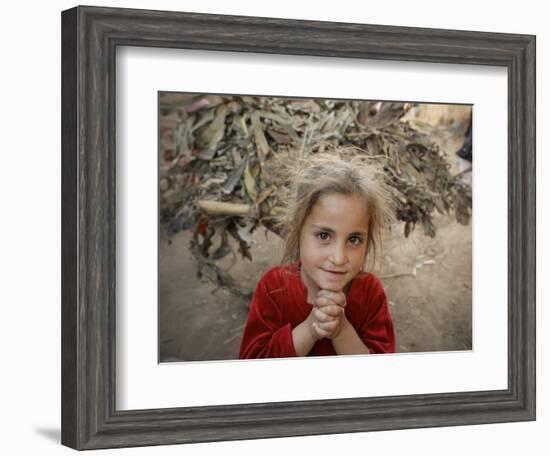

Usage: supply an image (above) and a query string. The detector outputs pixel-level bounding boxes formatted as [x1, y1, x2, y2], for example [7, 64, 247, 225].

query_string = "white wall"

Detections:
[0, 0, 546, 454]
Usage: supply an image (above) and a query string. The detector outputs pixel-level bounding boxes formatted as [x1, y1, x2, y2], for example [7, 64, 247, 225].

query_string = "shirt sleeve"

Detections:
[239, 272, 298, 359]
[357, 277, 396, 354]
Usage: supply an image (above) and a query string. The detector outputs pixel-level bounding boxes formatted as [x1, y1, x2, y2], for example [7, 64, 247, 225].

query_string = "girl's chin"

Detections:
[313, 274, 348, 291]
[302, 266, 349, 293]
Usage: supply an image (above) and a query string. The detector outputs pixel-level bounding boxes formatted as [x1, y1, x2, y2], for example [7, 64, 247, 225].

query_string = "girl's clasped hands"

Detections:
[308, 289, 348, 340]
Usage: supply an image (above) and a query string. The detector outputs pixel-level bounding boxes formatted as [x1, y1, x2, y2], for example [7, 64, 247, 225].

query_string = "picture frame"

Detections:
[61, 5, 536, 450]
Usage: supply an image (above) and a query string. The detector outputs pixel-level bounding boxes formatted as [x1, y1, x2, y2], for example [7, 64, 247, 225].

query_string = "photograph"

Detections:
[158, 93, 473, 362]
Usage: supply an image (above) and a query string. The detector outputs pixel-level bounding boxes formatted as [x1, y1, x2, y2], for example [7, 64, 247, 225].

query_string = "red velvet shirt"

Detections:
[239, 261, 395, 359]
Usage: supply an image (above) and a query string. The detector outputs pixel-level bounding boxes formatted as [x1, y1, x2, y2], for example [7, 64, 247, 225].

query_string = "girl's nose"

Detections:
[329, 244, 348, 265]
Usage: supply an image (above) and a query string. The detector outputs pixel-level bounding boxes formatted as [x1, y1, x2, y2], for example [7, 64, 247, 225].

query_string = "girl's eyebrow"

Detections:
[311, 224, 367, 236]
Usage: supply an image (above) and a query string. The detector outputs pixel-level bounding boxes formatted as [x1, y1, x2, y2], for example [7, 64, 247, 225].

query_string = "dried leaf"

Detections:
[159, 93, 204, 114]
[251, 111, 270, 159]
[243, 163, 257, 201]
[195, 105, 227, 157]
[191, 109, 215, 132]
[256, 186, 275, 206]
[357, 102, 407, 129]
[288, 99, 321, 113]
[266, 128, 292, 145]
[221, 158, 247, 194]
[239, 115, 249, 138]
[257, 110, 292, 124]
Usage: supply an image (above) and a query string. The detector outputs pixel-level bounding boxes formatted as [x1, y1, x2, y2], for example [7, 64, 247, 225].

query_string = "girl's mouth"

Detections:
[321, 268, 347, 275]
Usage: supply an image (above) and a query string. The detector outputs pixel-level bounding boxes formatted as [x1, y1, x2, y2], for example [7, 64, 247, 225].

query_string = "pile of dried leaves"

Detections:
[159, 93, 471, 293]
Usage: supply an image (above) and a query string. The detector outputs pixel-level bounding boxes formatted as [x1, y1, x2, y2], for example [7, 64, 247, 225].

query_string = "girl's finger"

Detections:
[313, 307, 336, 322]
[318, 320, 338, 332]
[313, 296, 332, 308]
[317, 290, 346, 307]
[314, 304, 342, 318]
[314, 295, 342, 308]
[312, 322, 330, 339]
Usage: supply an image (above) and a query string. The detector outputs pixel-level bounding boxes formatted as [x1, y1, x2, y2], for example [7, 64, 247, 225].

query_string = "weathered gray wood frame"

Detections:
[61, 5, 536, 450]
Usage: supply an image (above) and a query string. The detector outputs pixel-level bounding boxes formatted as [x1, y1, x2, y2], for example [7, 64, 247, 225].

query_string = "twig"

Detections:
[198, 200, 251, 216]
[454, 167, 472, 178]
[380, 272, 414, 279]
[223, 332, 242, 345]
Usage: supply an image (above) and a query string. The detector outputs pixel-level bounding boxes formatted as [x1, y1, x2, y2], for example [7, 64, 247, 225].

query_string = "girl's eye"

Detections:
[316, 232, 330, 241]
[349, 236, 364, 246]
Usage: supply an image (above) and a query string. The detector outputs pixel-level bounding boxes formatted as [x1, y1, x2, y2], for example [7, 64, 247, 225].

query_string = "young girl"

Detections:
[239, 152, 396, 358]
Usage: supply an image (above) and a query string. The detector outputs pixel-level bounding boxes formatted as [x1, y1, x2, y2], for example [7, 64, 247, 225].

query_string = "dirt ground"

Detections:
[159, 107, 472, 362]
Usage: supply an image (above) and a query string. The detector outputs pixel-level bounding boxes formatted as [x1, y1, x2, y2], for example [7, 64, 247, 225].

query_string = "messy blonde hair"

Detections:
[273, 150, 394, 271]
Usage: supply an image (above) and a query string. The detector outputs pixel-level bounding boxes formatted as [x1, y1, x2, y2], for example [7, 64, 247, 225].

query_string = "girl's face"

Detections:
[299, 192, 369, 300]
